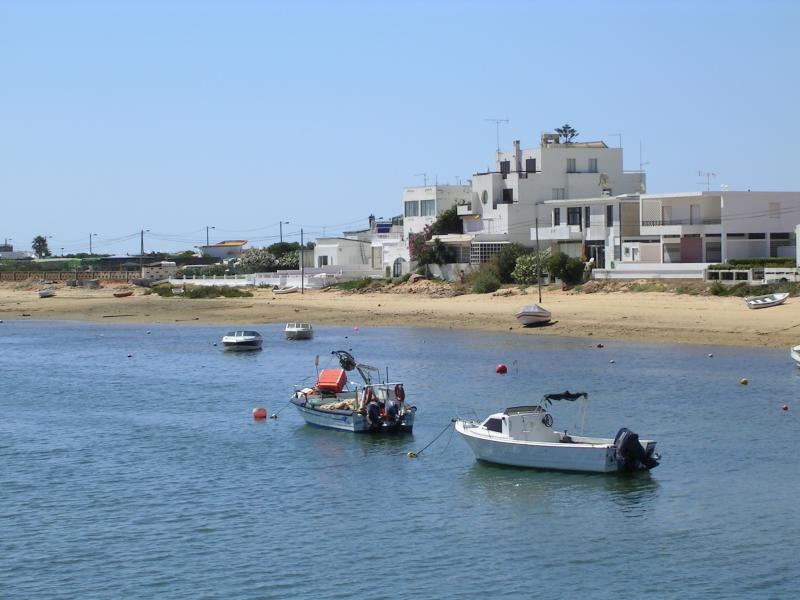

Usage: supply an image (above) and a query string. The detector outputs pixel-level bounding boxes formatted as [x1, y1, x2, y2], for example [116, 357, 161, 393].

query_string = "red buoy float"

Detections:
[496, 364, 507, 374]
[252, 407, 268, 420]
[783, 404, 789, 412]
[597, 343, 604, 349]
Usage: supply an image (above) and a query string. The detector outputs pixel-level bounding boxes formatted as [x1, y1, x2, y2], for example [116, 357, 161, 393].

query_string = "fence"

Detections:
[0, 271, 140, 281]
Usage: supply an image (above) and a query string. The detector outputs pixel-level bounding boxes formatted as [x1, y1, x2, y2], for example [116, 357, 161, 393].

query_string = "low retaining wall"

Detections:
[0, 271, 139, 281]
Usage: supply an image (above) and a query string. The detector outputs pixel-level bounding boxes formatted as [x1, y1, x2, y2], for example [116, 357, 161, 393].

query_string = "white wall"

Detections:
[313, 238, 371, 267]
[403, 185, 471, 237]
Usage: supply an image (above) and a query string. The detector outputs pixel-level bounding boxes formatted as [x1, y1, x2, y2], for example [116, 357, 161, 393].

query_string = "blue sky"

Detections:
[2, 0, 798, 255]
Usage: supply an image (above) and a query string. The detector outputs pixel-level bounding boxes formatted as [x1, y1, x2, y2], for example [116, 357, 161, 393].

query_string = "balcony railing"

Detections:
[641, 218, 721, 226]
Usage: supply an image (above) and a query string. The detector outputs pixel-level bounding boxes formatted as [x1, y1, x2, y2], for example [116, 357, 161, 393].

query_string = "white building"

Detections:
[198, 240, 247, 260]
[456, 133, 645, 265]
[403, 185, 472, 237]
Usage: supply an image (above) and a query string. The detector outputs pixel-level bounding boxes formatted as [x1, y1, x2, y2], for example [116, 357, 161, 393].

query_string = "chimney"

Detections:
[513, 140, 522, 172]
[368, 214, 375, 230]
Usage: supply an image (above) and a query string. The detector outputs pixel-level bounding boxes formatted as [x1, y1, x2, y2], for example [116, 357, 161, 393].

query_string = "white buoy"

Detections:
[708, 353, 713, 358]
[609, 359, 615, 364]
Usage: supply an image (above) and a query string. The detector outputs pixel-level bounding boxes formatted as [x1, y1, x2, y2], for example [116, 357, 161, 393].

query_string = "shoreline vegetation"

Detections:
[1, 279, 799, 349]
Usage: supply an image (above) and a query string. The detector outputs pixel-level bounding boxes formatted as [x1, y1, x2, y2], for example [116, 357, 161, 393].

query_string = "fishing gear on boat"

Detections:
[407, 418, 457, 458]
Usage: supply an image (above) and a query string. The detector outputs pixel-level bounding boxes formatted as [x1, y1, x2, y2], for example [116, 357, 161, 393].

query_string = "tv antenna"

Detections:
[485, 118, 509, 152]
[697, 170, 717, 191]
[414, 173, 428, 186]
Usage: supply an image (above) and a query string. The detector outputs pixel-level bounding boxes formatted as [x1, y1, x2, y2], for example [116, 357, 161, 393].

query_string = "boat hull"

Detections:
[290, 398, 413, 433]
[746, 293, 789, 309]
[516, 313, 551, 326]
[285, 330, 313, 340]
[457, 421, 630, 473]
[791, 345, 800, 367]
[222, 341, 262, 351]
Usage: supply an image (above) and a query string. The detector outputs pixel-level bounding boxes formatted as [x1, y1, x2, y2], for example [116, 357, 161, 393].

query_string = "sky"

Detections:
[2, 0, 798, 255]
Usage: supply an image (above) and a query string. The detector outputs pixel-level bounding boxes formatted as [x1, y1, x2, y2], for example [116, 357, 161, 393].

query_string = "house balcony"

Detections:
[457, 203, 475, 216]
[640, 218, 721, 236]
[532, 224, 584, 242]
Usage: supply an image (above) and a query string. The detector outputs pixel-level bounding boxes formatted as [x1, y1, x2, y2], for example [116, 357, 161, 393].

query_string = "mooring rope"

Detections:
[407, 418, 457, 458]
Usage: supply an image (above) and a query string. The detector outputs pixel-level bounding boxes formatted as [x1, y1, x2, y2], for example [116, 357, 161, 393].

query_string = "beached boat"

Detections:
[37, 288, 55, 298]
[113, 291, 133, 298]
[515, 304, 551, 326]
[455, 391, 660, 473]
[273, 285, 298, 295]
[285, 322, 313, 340]
[221, 330, 263, 351]
[791, 345, 800, 367]
[290, 350, 415, 433]
[745, 292, 789, 309]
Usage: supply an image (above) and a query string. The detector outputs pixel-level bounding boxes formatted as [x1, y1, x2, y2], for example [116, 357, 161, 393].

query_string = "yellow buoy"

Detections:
[406, 451, 417, 458]
[740, 378, 748, 385]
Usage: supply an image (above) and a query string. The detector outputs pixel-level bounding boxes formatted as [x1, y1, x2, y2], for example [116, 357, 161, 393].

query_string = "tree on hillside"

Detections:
[32, 235, 51, 258]
[555, 123, 579, 144]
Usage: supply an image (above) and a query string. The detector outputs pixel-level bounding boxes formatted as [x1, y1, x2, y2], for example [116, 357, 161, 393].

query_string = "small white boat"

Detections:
[290, 350, 415, 433]
[221, 330, 263, 351]
[38, 288, 56, 298]
[455, 391, 660, 474]
[273, 285, 298, 295]
[515, 304, 551, 326]
[745, 292, 789, 309]
[285, 322, 313, 340]
[791, 345, 800, 367]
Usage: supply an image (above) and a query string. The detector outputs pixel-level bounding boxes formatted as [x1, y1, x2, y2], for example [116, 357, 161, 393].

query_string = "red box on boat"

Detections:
[316, 368, 347, 393]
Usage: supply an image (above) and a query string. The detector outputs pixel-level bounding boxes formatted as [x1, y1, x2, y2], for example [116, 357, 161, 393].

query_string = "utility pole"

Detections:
[485, 118, 510, 152]
[535, 218, 542, 304]
[89, 233, 97, 255]
[206, 225, 215, 247]
[300, 228, 304, 295]
[139, 229, 148, 276]
[280, 221, 289, 243]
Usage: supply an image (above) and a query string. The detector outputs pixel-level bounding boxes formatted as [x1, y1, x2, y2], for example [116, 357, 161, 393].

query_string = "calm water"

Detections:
[1, 320, 799, 599]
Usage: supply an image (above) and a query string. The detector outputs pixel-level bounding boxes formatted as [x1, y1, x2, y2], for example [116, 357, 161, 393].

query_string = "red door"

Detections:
[680, 237, 702, 262]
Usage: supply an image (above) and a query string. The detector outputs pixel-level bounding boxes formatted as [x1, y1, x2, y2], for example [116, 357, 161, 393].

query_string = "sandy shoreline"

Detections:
[1, 281, 798, 348]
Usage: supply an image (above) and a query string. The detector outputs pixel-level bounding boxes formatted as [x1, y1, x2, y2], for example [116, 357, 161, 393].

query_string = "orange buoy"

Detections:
[496, 364, 507, 374]
[252, 407, 268, 419]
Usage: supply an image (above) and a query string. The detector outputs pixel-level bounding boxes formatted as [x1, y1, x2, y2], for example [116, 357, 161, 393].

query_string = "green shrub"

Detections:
[708, 258, 796, 270]
[511, 249, 551, 285]
[336, 277, 374, 291]
[152, 284, 252, 298]
[709, 281, 726, 296]
[546, 252, 585, 285]
[471, 271, 501, 294]
[492, 243, 530, 283]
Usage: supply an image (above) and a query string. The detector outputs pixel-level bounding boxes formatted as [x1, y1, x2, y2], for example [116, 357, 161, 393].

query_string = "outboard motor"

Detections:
[614, 428, 659, 471]
[384, 398, 399, 428]
[366, 400, 382, 430]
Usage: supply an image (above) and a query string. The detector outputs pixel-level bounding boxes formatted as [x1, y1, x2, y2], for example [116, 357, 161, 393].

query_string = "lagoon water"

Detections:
[1, 320, 799, 598]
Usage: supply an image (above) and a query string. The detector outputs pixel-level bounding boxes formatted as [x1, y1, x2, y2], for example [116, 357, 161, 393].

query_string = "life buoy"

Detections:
[394, 384, 405, 402]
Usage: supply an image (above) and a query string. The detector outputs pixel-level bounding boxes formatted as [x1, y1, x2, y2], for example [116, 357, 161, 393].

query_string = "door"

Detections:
[662, 205, 672, 225]
[690, 204, 700, 225]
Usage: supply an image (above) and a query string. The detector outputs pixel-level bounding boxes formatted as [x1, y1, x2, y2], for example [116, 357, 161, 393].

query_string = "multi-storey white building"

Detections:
[453, 133, 645, 265]
[403, 185, 472, 237]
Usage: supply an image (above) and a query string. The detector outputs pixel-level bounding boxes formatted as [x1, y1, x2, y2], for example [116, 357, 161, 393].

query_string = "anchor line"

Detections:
[409, 418, 457, 457]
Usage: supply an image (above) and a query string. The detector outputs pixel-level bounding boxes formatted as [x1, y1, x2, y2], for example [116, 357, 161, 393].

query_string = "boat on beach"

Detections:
[221, 330, 263, 351]
[744, 292, 789, 309]
[791, 345, 800, 367]
[290, 350, 415, 433]
[273, 285, 298, 295]
[515, 304, 551, 326]
[113, 291, 133, 298]
[38, 288, 55, 298]
[285, 322, 313, 340]
[455, 391, 660, 473]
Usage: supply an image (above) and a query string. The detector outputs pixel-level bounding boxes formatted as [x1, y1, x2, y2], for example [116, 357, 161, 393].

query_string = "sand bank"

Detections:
[1, 281, 798, 348]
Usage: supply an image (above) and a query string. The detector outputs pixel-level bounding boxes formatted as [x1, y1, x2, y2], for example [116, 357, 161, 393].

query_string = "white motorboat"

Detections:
[290, 350, 415, 433]
[455, 391, 660, 473]
[221, 330, 263, 351]
[515, 304, 551, 326]
[273, 285, 298, 295]
[37, 288, 56, 298]
[791, 345, 800, 367]
[745, 292, 789, 309]
[285, 322, 313, 340]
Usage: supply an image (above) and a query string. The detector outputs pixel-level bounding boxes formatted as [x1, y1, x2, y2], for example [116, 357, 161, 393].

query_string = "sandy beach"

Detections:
[2, 280, 798, 348]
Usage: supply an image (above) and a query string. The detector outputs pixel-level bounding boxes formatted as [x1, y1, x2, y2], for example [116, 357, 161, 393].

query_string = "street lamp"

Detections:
[61, 247, 64, 256]
[89, 233, 97, 255]
[279, 221, 290, 243]
[206, 225, 215, 247]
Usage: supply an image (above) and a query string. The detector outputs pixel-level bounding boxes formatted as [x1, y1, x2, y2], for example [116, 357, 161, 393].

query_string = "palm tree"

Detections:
[555, 124, 579, 144]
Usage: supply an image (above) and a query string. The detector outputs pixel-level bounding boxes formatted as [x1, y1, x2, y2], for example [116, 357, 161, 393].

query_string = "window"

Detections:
[585, 206, 591, 228]
[566, 158, 576, 173]
[553, 208, 560, 226]
[552, 188, 565, 200]
[499, 160, 510, 174]
[404, 201, 419, 217]
[525, 158, 537, 173]
[317, 255, 329, 267]
[420, 199, 436, 217]
[567, 207, 582, 227]
[606, 204, 613, 226]
[484, 418, 503, 433]
[470, 242, 505, 265]
[502, 188, 514, 204]
[588, 158, 598, 173]
[481, 190, 488, 205]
